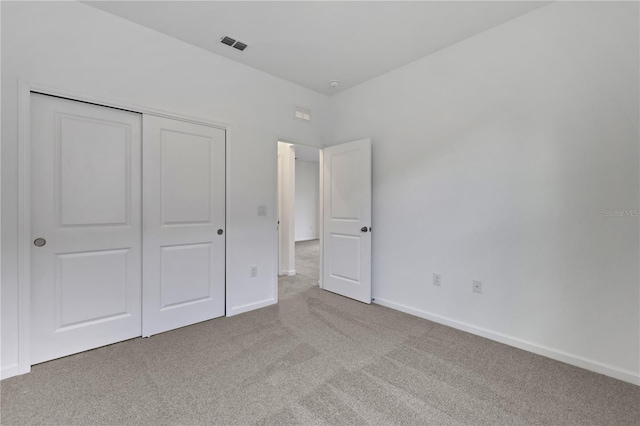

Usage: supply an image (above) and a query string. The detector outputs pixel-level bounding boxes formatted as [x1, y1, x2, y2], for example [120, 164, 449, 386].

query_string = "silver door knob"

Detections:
[34, 238, 46, 247]
[361, 227, 368, 233]
[217, 229, 224, 235]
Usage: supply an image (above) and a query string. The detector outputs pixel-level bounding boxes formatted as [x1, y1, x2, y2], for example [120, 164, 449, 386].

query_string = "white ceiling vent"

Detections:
[294, 107, 311, 122]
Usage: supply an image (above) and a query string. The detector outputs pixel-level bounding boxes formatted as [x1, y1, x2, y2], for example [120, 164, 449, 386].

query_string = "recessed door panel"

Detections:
[58, 115, 131, 227]
[329, 234, 361, 283]
[56, 249, 129, 329]
[160, 243, 212, 309]
[30, 93, 142, 365]
[330, 150, 361, 221]
[161, 130, 212, 225]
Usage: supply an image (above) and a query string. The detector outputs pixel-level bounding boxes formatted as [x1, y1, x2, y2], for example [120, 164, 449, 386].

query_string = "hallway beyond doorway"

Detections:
[279, 240, 319, 301]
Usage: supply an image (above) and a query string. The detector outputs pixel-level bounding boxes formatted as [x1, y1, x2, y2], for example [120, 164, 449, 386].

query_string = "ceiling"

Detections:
[86, 1, 550, 96]
[295, 145, 320, 163]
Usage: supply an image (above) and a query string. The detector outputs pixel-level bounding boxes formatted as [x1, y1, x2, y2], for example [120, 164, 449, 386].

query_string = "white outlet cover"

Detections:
[257, 205, 267, 216]
[433, 273, 441, 286]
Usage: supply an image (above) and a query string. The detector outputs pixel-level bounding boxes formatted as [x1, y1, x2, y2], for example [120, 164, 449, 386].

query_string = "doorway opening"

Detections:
[277, 142, 321, 300]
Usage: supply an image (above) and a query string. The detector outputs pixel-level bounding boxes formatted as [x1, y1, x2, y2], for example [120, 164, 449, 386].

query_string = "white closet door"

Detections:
[322, 139, 372, 303]
[142, 115, 225, 336]
[30, 93, 142, 364]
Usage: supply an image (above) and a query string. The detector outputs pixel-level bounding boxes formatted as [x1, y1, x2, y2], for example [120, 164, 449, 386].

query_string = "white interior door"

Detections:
[322, 138, 372, 303]
[30, 93, 142, 364]
[142, 115, 225, 336]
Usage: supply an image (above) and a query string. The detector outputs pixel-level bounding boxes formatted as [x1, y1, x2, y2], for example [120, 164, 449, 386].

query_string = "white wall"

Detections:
[1, 1, 328, 378]
[328, 2, 640, 384]
[295, 160, 319, 241]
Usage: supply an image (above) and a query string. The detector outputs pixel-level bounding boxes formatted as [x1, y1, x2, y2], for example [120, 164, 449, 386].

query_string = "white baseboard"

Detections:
[373, 297, 640, 386]
[227, 298, 276, 317]
[295, 237, 319, 242]
[279, 269, 296, 276]
[1, 364, 21, 380]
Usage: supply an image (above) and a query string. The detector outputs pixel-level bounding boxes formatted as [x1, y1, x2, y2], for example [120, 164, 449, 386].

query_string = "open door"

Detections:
[322, 139, 371, 303]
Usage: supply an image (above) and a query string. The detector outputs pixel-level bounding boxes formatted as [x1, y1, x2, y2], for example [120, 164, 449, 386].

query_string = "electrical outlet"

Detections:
[433, 273, 441, 286]
[257, 205, 267, 216]
[250, 265, 258, 277]
[473, 280, 482, 293]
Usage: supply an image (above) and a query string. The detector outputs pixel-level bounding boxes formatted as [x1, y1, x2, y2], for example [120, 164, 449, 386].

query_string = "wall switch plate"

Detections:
[473, 280, 482, 293]
[257, 205, 267, 216]
[433, 273, 441, 286]
[250, 265, 258, 277]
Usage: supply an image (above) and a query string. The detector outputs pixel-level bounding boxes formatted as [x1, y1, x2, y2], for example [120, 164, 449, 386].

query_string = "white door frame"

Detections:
[274, 139, 324, 289]
[277, 151, 283, 276]
[277, 142, 296, 276]
[15, 79, 231, 376]
[319, 148, 324, 289]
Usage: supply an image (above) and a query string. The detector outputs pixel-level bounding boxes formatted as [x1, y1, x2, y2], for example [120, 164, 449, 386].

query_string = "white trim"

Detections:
[1, 364, 21, 380]
[15, 79, 231, 378]
[295, 237, 319, 242]
[373, 297, 640, 386]
[274, 138, 280, 307]
[318, 149, 324, 290]
[227, 298, 277, 317]
[225, 127, 232, 317]
[286, 145, 295, 273]
[276, 139, 319, 151]
[17, 80, 32, 377]
[279, 269, 296, 276]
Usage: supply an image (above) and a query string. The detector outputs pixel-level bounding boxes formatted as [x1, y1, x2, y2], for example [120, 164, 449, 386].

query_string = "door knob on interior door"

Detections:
[361, 227, 368, 233]
[34, 238, 46, 247]
[217, 229, 224, 235]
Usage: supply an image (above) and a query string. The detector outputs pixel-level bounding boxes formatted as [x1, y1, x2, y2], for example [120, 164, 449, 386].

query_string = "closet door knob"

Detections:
[34, 238, 46, 247]
[217, 229, 224, 235]
[360, 227, 368, 233]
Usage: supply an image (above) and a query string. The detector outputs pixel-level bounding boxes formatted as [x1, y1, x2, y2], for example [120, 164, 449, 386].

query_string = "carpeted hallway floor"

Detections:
[278, 240, 320, 301]
[1, 240, 638, 425]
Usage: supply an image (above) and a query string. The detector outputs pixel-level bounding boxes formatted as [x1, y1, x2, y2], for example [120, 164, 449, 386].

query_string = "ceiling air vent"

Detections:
[233, 41, 247, 51]
[221, 36, 235, 46]
[220, 36, 248, 52]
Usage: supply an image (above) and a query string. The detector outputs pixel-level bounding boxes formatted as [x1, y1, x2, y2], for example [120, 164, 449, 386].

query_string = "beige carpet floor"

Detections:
[278, 240, 320, 301]
[1, 240, 638, 425]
